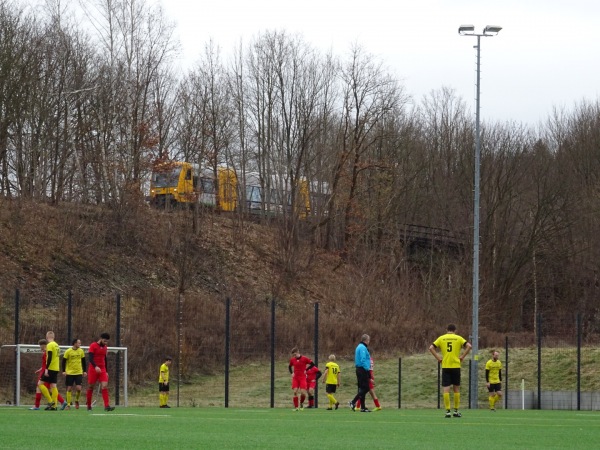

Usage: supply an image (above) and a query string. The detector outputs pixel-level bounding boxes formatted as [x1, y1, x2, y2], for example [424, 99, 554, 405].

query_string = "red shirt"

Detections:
[289, 355, 313, 377]
[88, 341, 108, 370]
[40, 353, 47, 371]
[306, 365, 320, 383]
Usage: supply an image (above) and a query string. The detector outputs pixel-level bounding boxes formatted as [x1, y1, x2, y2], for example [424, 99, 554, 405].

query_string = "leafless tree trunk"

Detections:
[329, 45, 408, 253]
[80, 0, 177, 207]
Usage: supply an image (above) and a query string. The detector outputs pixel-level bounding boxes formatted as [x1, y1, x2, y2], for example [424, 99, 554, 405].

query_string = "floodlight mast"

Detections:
[458, 24, 501, 410]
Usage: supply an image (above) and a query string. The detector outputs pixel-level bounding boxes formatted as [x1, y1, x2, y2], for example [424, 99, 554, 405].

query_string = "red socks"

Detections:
[102, 388, 109, 407]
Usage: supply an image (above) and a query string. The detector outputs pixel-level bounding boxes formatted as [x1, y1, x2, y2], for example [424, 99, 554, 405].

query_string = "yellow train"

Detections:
[149, 161, 236, 210]
[149, 161, 322, 217]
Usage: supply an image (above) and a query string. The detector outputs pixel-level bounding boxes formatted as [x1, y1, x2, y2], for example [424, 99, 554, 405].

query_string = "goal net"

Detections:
[0, 344, 128, 407]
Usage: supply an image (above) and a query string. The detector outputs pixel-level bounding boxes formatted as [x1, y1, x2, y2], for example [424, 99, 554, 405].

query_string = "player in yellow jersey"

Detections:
[485, 350, 502, 411]
[429, 324, 472, 418]
[62, 339, 87, 409]
[40, 331, 65, 410]
[322, 354, 341, 410]
[159, 356, 172, 408]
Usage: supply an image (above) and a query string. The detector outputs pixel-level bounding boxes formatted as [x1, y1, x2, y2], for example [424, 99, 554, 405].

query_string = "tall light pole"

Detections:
[458, 24, 501, 409]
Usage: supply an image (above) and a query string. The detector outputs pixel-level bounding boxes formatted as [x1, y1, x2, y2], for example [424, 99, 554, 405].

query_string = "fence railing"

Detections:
[1, 289, 598, 410]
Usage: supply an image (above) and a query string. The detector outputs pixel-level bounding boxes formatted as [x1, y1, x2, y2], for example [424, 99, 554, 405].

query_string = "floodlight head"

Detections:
[484, 25, 502, 34]
[458, 25, 475, 35]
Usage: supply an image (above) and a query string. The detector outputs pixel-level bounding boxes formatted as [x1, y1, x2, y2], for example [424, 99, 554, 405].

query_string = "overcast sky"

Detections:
[157, 0, 600, 127]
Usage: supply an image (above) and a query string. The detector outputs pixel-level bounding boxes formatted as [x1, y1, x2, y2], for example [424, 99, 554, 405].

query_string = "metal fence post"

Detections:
[314, 302, 319, 408]
[504, 335, 509, 409]
[398, 357, 401, 409]
[176, 292, 182, 408]
[468, 359, 472, 409]
[537, 313, 542, 410]
[224, 297, 231, 408]
[270, 299, 275, 408]
[577, 312, 581, 411]
[14, 289, 20, 406]
[115, 293, 121, 405]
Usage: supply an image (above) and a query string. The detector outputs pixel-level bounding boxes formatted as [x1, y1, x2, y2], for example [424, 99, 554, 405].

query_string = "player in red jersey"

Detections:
[31, 339, 49, 410]
[354, 356, 382, 411]
[305, 364, 322, 408]
[288, 347, 315, 410]
[86, 333, 115, 411]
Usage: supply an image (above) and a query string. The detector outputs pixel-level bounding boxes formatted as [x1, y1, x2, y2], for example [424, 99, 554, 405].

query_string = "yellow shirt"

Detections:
[324, 362, 340, 385]
[433, 333, 467, 369]
[63, 347, 86, 375]
[486, 358, 502, 384]
[46, 341, 60, 371]
[159, 363, 169, 383]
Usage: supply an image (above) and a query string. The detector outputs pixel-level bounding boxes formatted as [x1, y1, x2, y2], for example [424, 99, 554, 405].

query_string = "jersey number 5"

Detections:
[447, 342, 453, 352]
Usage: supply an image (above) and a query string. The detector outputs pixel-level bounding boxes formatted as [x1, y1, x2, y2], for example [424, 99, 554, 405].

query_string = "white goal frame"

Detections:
[0, 344, 128, 407]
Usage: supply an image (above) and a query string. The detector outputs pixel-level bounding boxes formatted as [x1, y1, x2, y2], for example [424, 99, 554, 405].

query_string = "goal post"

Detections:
[0, 344, 128, 407]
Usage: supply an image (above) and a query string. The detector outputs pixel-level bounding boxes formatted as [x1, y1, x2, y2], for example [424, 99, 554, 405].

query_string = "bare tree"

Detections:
[327, 44, 408, 252]
[80, 0, 178, 206]
[0, 3, 39, 197]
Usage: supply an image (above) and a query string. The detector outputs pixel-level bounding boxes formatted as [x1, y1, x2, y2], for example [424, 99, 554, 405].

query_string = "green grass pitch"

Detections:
[1, 406, 598, 449]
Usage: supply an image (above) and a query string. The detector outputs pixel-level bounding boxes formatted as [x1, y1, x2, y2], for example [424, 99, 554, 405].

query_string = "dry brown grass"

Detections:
[0, 196, 535, 386]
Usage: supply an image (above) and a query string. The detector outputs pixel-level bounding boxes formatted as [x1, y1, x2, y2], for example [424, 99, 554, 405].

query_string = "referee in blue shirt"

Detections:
[349, 334, 371, 412]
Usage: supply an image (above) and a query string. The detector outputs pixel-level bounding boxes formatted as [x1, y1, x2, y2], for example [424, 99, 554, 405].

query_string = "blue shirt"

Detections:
[355, 342, 370, 370]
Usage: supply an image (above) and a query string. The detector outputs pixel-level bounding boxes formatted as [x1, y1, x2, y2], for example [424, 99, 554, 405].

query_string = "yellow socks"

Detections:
[51, 387, 58, 405]
[443, 393, 451, 410]
[327, 393, 337, 408]
[39, 384, 52, 403]
[159, 393, 169, 406]
[454, 392, 460, 410]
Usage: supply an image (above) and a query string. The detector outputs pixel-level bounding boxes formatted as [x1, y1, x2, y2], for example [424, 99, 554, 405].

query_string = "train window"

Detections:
[269, 188, 281, 205]
[185, 168, 192, 180]
[246, 185, 262, 209]
[245, 186, 260, 202]
[152, 168, 182, 188]
[200, 177, 215, 194]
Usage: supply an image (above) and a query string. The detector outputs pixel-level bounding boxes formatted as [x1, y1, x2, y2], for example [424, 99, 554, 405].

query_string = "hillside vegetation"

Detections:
[2, 198, 600, 409]
[0, 198, 449, 352]
[0, 195, 580, 356]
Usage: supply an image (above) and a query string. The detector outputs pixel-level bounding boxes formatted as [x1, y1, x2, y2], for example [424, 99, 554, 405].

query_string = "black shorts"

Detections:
[159, 382, 170, 392]
[488, 383, 502, 393]
[325, 384, 337, 394]
[441, 368, 461, 387]
[65, 375, 84, 387]
[41, 370, 59, 384]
